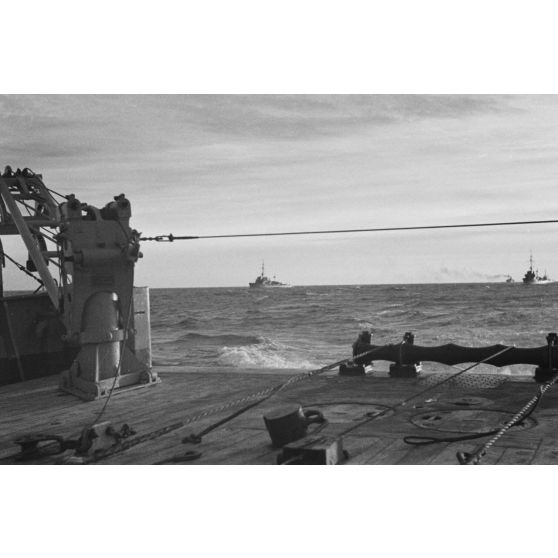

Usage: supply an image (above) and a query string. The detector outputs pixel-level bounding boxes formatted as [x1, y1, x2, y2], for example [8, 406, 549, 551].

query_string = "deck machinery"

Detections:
[0, 166, 158, 399]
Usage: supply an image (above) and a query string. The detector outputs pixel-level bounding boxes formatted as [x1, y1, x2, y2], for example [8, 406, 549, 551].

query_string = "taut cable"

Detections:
[140, 218, 558, 242]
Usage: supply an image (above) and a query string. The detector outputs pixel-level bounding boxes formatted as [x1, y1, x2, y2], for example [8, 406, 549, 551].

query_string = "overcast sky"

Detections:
[1, 94, 558, 288]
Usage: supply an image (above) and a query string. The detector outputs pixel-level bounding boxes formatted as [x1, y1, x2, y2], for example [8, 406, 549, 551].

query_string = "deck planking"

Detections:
[1, 367, 558, 465]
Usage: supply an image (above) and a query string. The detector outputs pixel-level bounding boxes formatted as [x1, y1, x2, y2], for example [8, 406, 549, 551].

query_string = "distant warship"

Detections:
[523, 253, 552, 284]
[249, 262, 290, 288]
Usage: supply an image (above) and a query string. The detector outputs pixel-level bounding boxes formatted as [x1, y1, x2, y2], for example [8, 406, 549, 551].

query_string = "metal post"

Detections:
[534, 332, 558, 383]
[390, 331, 422, 378]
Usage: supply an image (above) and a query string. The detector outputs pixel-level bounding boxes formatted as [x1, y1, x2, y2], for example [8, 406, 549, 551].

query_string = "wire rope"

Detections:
[140, 219, 558, 242]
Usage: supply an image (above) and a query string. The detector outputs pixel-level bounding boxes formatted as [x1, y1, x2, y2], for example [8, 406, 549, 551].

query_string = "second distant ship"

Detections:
[249, 262, 291, 288]
[523, 253, 553, 284]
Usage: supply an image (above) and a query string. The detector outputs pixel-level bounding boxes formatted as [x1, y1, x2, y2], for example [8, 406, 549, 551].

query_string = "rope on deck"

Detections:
[335, 346, 515, 441]
[457, 371, 558, 465]
[87, 345, 387, 462]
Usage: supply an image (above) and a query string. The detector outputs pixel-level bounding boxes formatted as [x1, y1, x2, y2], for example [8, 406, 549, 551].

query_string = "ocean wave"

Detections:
[217, 338, 317, 369]
[149, 284, 554, 372]
[174, 332, 263, 346]
[176, 317, 199, 327]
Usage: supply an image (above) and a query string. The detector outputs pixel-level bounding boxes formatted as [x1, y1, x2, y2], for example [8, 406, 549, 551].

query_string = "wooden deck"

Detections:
[1, 366, 558, 465]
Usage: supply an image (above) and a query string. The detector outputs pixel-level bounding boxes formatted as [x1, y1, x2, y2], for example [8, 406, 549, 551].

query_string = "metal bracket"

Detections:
[390, 331, 422, 377]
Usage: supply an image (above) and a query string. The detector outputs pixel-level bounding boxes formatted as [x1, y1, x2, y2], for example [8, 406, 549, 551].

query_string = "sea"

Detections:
[150, 283, 558, 376]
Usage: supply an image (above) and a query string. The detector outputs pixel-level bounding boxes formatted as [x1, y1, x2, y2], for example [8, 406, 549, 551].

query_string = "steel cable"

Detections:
[457, 372, 558, 464]
[140, 218, 558, 242]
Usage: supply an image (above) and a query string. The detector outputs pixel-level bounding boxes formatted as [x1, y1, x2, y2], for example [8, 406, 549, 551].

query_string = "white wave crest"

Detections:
[217, 339, 316, 369]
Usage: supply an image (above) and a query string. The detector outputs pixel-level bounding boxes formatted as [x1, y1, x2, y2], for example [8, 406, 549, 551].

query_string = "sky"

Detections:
[1, 94, 558, 288]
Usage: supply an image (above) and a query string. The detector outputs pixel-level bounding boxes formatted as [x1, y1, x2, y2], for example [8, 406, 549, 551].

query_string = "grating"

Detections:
[419, 372, 508, 390]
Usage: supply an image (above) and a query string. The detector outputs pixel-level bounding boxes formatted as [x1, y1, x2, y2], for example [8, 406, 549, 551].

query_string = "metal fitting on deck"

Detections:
[389, 331, 422, 378]
[534, 332, 558, 383]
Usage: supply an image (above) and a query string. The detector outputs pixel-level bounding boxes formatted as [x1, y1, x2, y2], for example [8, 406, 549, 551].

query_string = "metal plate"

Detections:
[410, 409, 536, 434]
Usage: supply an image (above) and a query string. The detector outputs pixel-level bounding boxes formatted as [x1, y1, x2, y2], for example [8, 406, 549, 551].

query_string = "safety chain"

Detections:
[88, 345, 383, 462]
[457, 371, 558, 465]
